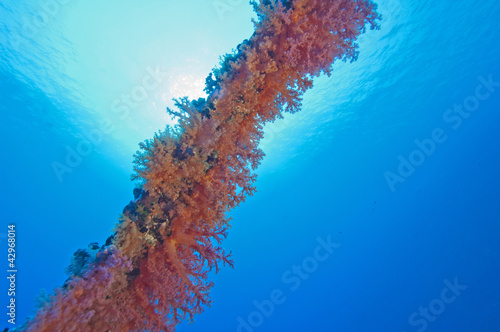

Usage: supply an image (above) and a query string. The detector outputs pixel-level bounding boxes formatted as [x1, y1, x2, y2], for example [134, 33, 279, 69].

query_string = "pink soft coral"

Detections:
[25, 1, 380, 331]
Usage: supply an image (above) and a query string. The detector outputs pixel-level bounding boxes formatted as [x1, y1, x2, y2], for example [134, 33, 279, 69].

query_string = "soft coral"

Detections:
[25, 1, 380, 330]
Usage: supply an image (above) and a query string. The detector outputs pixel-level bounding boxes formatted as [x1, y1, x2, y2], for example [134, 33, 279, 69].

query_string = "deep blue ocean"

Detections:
[1, 0, 499, 331]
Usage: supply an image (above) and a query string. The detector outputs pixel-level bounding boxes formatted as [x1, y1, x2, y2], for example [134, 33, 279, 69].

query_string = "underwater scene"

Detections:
[1, 0, 499, 331]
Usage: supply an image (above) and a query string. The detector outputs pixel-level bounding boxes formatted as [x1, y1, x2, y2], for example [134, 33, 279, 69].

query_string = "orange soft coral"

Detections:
[25, 1, 380, 331]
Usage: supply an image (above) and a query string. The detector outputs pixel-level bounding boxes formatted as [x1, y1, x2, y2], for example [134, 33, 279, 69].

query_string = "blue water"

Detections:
[1, 0, 500, 331]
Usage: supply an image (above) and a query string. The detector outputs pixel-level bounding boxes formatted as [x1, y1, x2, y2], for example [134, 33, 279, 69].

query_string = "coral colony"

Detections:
[23, 0, 380, 331]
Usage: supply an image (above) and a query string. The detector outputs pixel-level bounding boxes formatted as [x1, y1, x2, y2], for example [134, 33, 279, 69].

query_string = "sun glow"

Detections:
[169, 74, 206, 101]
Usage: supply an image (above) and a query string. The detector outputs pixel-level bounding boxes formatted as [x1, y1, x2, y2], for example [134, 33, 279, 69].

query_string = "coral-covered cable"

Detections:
[24, 1, 380, 331]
